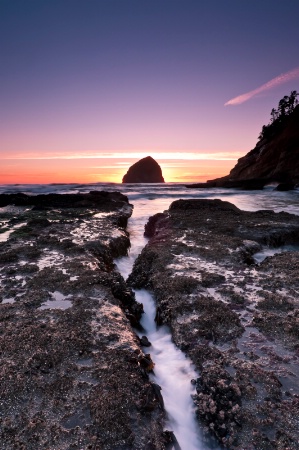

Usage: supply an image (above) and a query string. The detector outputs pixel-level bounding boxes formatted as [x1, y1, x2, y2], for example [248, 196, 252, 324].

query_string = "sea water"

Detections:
[1, 182, 299, 215]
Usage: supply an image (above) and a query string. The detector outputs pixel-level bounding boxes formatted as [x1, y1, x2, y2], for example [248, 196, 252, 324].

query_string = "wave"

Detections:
[0, 183, 298, 215]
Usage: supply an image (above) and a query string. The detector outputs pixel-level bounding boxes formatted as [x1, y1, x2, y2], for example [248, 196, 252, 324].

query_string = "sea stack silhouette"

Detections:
[122, 156, 165, 183]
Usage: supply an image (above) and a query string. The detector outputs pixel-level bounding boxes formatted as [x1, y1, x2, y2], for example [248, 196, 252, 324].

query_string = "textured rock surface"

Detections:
[0, 193, 166, 449]
[129, 199, 299, 449]
[0, 190, 128, 210]
[122, 156, 165, 183]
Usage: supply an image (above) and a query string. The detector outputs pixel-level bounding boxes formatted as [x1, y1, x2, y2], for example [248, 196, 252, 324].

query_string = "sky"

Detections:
[1, 0, 299, 184]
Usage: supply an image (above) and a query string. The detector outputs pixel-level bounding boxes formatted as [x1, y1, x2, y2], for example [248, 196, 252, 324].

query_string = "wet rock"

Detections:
[128, 198, 299, 448]
[195, 364, 242, 444]
[140, 335, 151, 347]
[0, 190, 129, 209]
[144, 212, 167, 237]
[169, 198, 240, 213]
[152, 383, 164, 409]
[238, 239, 262, 264]
[276, 182, 295, 191]
[201, 272, 225, 287]
[163, 430, 182, 449]
[155, 306, 164, 326]
[0, 249, 19, 263]
[138, 353, 155, 372]
[0, 192, 165, 449]
[257, 291, 294, 312]
[27, 218, 51, 227]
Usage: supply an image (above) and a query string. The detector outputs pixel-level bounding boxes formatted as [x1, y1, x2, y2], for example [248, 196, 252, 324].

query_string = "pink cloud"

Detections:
[225, 66, 299, 106]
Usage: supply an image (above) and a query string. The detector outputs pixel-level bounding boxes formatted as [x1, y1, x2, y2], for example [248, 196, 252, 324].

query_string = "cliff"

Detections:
[189, 102, 299, 190]
[122, 156, 165, 183]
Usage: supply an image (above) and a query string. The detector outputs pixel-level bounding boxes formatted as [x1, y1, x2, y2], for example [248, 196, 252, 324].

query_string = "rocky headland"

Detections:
[188, 93, 299, 190]
[122, 156, 165, 183]
[129, 199, 299, 449]
[0, 191, 168, 449]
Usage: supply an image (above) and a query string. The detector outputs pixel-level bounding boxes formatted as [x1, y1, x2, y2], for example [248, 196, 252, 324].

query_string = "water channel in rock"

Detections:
[115, 199, 205, 450]
[253, 243, 299, 263]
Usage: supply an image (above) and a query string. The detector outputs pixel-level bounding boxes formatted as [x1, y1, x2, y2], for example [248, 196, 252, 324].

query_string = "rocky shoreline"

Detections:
[0, 192, 168, 450]
[3, 192, 299, 449]
[129, 199, 299, 449]
[187, 103, 299, 191]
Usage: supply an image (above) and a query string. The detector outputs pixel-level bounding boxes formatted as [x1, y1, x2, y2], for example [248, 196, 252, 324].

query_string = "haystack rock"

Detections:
[122, 156, 165, 183]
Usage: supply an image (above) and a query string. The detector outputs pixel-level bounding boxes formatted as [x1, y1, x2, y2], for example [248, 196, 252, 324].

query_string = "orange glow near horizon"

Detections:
[0, 155, 237, 184]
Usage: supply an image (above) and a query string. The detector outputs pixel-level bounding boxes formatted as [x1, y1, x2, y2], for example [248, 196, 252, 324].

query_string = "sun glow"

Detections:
[1, 151, 242, 161]
[0, 153, 240, 184]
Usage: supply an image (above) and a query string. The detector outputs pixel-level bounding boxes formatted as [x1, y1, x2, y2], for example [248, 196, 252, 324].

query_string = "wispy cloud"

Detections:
[225, 66, 299, 106]
[1, 151, 243, 161]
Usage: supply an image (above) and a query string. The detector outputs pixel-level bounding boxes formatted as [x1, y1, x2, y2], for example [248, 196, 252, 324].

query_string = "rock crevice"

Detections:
[0, 192, 165, 449]
[128, 199, 299, 448]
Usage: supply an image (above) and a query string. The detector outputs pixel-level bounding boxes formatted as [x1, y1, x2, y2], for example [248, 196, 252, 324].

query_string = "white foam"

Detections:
[116, 203, 205, 449]
[136, 289, 203, 449]
[254, 244, 299, 263]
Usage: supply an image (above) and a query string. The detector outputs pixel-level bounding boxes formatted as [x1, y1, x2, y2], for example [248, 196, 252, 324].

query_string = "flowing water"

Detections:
[137, 289, 204, 448]
[115, 199, 204, 449]
[1, 182, 299, 449]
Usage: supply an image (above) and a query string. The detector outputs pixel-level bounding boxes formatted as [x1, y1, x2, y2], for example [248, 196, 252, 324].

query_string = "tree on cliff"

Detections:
[259, 90, 298, 140]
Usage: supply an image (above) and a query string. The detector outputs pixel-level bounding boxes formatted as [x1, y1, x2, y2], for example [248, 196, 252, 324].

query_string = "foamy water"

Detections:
[254, 244, 299, 263]
[115, 199, 205, 449]
[135, 289, 203, 449]
[1, 182, 299, 215]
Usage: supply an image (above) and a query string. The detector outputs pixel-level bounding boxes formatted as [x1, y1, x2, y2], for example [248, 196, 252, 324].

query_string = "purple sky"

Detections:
[1, 0, 299, 182]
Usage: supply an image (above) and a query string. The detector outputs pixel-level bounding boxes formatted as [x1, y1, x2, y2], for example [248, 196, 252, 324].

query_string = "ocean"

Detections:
[1, 182, 299, 215]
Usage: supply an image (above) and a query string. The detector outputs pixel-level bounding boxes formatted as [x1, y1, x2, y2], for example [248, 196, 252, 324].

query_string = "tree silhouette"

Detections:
[288, 90, 298, 112]
[259, 91, 298, 140]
